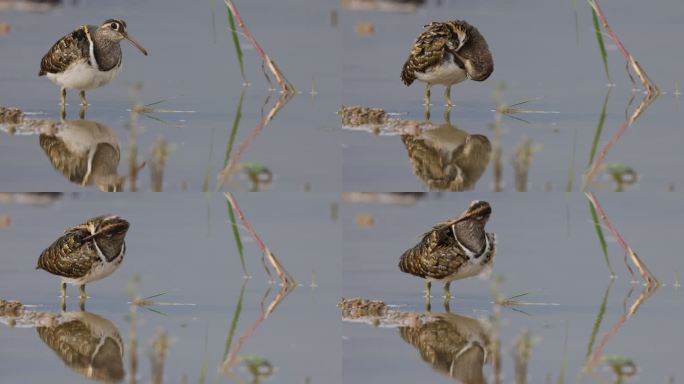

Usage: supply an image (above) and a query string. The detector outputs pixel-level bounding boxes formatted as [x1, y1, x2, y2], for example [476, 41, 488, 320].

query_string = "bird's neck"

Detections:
[95, 234, 125, 262]
[92, 31, 121, 71]
[452, 220, 486, 255]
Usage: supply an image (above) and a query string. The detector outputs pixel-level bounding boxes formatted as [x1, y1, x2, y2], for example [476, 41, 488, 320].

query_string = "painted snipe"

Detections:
[401, 20, 493, 108]
[398, 200, 495, 302]
[36, 215, 130, 304]
[39, 19, 147, 114]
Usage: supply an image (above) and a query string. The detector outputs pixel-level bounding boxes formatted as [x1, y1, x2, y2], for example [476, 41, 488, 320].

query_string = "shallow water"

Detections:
[0, 193, 341, 383]
[342, 194, 684, 382]
[342, 0, 684, 192]
[0, 0, 340, 192]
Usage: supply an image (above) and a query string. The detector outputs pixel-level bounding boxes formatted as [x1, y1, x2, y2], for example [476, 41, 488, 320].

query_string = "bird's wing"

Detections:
[401, 22, 466, 86]
[36, 227, 97, 278]
[39, 26, 91, 76]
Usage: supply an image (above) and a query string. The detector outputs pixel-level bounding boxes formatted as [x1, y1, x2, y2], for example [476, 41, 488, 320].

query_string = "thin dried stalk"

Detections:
[224, 0, 296, 94]
[514, 330, 534, 384]
[585, 193, 659, 286]
[223, 193, 296, 286]
[149, 330, 170, 384]
[588, 0, 659, 95]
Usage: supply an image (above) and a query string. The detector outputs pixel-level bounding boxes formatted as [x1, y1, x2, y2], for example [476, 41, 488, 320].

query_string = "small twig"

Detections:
[224, 0, 296, 94]
[585, 193, 659, 286]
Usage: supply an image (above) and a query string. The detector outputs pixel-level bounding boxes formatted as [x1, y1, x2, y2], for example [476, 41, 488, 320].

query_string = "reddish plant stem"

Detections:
[224, 0, 296, 94]
[585, 193, 659, 286]
[588, 0, 659, 94]
[224, 193, 296, 286]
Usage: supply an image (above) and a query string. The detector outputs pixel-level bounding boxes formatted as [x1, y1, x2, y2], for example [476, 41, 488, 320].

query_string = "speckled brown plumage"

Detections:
[398, 312, 489, 384]
[37, 311, 125, 382]
[39, 26, 91, 76]
[36, 223, 98, 279]
[398, 201, 495, 299]
[401, 20, 493, 86]
[36, 215, 129, 285]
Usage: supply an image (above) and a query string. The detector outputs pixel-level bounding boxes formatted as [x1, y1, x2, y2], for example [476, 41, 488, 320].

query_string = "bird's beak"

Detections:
[124, 33, 148, 56]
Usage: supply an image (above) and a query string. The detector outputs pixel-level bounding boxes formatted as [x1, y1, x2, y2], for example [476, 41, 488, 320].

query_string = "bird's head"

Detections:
[99, 19, 148, 56]
[454, 200, 491, 226]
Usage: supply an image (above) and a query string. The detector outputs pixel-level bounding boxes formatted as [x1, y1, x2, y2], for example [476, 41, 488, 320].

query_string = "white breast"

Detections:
[46, 59, 121, 91]
[415, 54, 468, 86]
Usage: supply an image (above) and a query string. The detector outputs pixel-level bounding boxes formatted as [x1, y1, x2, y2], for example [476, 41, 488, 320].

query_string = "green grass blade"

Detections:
[588, 89, 611, 166]
[223, 88, 246, 167]
[557, 323, 568, 384]
[226, 6, 246, 82]
[202, 129, 215, 192]
[589, 201, 614, 276]
[143, 291, 169, 300]
[223, 280, 247, 360]
[210, 0, 217, 44]
[199, 322, 209, 384]
[226, 199, 248, 276]
[565, 128, 578, 192]
[585, 279, 613, 358]
[591, 8, 611, 82]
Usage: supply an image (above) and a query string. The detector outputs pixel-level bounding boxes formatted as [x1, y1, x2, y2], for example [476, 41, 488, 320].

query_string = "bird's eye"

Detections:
[111, 23, 118, 30]
[475, 215, 483, 220]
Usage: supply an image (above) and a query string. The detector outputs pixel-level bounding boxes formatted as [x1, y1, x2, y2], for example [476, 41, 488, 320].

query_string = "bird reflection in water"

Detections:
[39, 119, 123, 191]
[0, 300, 124, 383]
[37, 311, 125, 382]
[340, 298, 490, 383]
[398, 311, 490, 384]
[401, 116, 491, 191]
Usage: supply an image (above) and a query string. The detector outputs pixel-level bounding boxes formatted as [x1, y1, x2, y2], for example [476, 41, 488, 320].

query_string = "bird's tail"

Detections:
[398, 244, 423, 276]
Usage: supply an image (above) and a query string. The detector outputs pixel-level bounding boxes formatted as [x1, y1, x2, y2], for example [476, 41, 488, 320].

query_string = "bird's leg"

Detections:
[79, 296, 86, 311]
[444, 85, 453, 107]
[444, 282, 452, 300]
[79, 91, 87, 107]
[60, 88, 67, 120]
[424, 84, 432, 106]
[424, 280, 432, 298]
[59, 282, 67, 311]
[79, 104, 86, 120]
[444, 105, 452, 125]
[425, 299, 432, 313]
[443, 299, 451, 313]
[79, 284, 87, 299]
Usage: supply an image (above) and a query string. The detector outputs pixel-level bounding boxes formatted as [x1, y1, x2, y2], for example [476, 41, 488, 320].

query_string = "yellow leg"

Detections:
[79, 284, 87, 299]
[60, 88, 67, 120]
[424, 84, 432, 106]
[79, 104, 86, 120]
[444, 282, 452, 300]
[79, 296, 86, 311]
[60, 282, 66, 298]
[444, 105, 452, 125]
[79, 91, 87, 106]
[444, 86, 453, 106]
